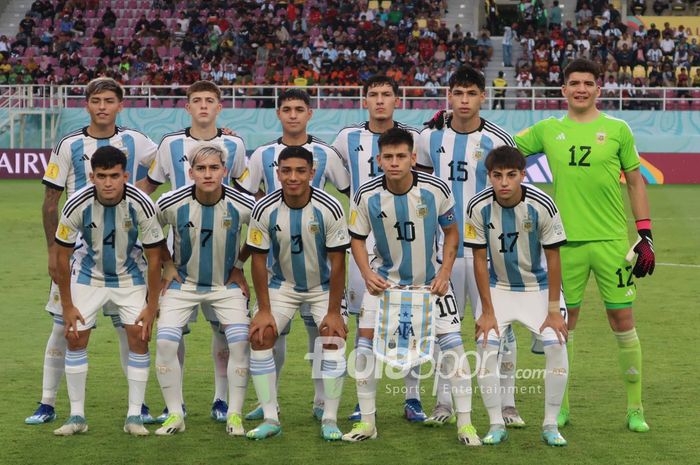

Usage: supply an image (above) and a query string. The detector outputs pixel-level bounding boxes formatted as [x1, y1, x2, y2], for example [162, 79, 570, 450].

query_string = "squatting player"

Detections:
[466, 146, 569, 447]
[237, 88, 350, 421]
[28, 77, 157, 425]
[417, 65, 525, 427]
[343, 127, 481, 445]
[246, 146, 350, 440]
[514, 58, 655, 432]
[52, 146, 163, 436]
[136, 80, 248, 423]
[153, 143, 254, 437]
[332, 75, 425, 422]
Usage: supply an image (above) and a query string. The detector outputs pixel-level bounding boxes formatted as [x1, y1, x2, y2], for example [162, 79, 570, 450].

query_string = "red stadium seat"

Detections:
[515, 99, 529, 110]
[534, 99, 545, 110]
[691, 100, 700, 111]
[546, 99, 559, 110]
[676, 99, 689, 111]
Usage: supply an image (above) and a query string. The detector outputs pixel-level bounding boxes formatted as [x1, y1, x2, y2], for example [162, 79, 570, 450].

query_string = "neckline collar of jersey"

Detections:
[382, 170, 419, 195]
[190, 184, 225, 206]
[185, 127, 223, 140]
[93, 185, 127, 207]
[447, 117, 485, 135]
[277, 135, 313, 146]
[83, 126, 119, 140]
[563, 111, 605, 125]
[364, 120, 399, 134]
[281, 185, 314, 210]
[493, 183, 527, 209]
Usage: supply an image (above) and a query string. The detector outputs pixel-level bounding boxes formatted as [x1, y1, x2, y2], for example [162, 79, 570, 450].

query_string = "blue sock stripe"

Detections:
[487, 339, 501, 347]
[357, 337, 373, 351]
[224, 324, 249, 344]
[322, 358, 347, 377]
[53, 315, 65, 325]
[542, 340, 561, 347]
[250, 356, 275, 375]
[157, 327, 183, 342]
[438, 332, 463, 351]
[506, 325, 516, 344]
[65, 349, 88, 366]
[128, 352, 151, 368]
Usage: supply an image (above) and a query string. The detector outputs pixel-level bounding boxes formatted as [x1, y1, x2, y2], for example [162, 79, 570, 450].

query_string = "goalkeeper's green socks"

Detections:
[614, 328, 643, 410]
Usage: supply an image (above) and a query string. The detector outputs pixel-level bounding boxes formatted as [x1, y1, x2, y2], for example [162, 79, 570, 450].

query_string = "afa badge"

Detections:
[222, 215, 232, 229]
[123, 217, 133, 230]
[473, 147, 484, 160]
[249, 228, 263, 246]
[416, 203, 428, 218]
[308, 221, 320, 234]
[522, 217, 534, 232]
[45, 163, 60, 180]
[596, 132, 607, 144]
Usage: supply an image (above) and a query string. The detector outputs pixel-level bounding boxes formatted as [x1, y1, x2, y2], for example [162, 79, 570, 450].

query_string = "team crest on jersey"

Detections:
[473, 146, 484, 160]
[308, 221, 320, 234]
[222, 215, 232, 229]
[522, 217, 534, 232]
[416, 203, 428, 218]
[596, 132, 607, 144]
[123, 217, 133, 230]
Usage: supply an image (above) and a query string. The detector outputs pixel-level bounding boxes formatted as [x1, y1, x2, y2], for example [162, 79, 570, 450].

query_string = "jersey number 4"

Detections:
[568, 145, 591, 167]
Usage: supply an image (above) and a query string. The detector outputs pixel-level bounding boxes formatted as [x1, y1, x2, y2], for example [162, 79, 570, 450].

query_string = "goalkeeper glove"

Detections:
[628, 219, 655, 278]
[423, 110, 451, 130]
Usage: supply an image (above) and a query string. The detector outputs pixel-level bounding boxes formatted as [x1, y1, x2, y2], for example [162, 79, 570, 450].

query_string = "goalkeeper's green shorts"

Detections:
[561, 240, 636, 310]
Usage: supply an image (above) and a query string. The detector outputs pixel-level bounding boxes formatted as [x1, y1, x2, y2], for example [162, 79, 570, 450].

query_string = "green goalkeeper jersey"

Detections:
[514, 113, 640, 241]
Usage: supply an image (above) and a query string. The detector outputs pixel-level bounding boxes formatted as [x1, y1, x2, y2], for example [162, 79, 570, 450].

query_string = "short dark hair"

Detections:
[377, 127, 414, 152]
[187, 80, 221, 100]
[278, 146, 313, 166]
[485, 146, 526, 172]
[563, 58, 601, 82]
[91, 146, 127, 171]
[85, 77, 124, 101]
[277, 88, 311, 108]
[363, 75, 399, 95]
[448, 65, 485, 91]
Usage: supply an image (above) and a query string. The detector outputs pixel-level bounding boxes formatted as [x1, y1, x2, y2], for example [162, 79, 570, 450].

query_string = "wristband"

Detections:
[548, 301, 560, 314]
[234, 259, 245, 269]
[635, 219, 652, 231]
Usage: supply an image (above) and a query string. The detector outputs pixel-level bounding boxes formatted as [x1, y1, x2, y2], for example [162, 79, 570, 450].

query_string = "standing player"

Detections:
[28, 77, 157, 425]
[153, 143, 254, 436]
[246, 146, 350, 441]
[237, 88, 350, 421]
[332, 75, 425, 422]
[417, 65, 525, 428]
[136, 80, 248, 423]
[343, 128, 480, 446]
[466, 146, 569, 446]
[514, 58, 654, 432]
[52, 146, 164, 435]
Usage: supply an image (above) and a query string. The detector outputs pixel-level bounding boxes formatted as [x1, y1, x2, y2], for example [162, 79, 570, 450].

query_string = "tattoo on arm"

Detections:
[42, 187, 62, 247]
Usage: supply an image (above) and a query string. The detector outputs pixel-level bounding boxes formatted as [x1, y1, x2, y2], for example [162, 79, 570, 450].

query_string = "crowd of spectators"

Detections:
[510, 0, 700, 108]
[0, 0, 500, 100]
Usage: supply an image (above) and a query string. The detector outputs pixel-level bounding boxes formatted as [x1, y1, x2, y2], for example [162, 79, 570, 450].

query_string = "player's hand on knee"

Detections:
[63, 305, 85, 340]
[630, 230, 655, 278]
[136, 306, 157, 341]
[539, 307, 568, 345]
[363, 271, 389, 295]
[475, 312, 499, 347]
[249, 311, 277, 347]
[320, 312, 348, 341]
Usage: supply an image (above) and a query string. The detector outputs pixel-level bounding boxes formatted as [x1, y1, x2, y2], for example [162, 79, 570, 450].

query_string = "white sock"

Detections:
[41, 319, 66, 406]
[112, 320, 129, 377]
[65, 348, 88, 418]
[404, 365, 421, 401]
[437, 333, 473, 427]
[250, 348, 278, 421]
[433, 345, 453, 408]
[499, 325, 517, 408]
[224, 324, 249, 416]
[321, 348, 346, 422]
[127, 351, 150, 417]
[543, 342, 568, 427]
[305, 319, 325, 405]
[177, 335, 186, 407]
[477, 341, 505, 426]
[273, 334, 286, 382]
[211, 325, 229, 403]
[156, 327, 184, 415]
[355, 337, 377, 426]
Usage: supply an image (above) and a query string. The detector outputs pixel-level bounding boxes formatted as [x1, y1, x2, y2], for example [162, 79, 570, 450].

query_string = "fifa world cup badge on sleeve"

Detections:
[57, 223, 72, 241]
[249, 228, 263, 246]
[45, 163, 60, 180]
[374, 287, 436, 369]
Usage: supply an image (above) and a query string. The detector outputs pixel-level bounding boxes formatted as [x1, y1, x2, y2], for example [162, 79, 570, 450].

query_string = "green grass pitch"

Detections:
[0, 181, 697, 465]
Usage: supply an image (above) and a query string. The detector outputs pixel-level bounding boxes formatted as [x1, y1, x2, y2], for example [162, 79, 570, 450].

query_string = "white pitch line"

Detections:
[656, 262, 700, 268]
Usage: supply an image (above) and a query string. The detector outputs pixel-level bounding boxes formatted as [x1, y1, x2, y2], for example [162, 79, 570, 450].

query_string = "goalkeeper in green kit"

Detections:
[514, 58, 654, 433]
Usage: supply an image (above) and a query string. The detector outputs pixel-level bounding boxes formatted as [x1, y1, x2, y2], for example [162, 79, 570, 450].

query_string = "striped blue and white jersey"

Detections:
[464, 184, 567, 292]
[417, 118, 515, 258]
[147, 128, 247, 189]
[332, 121, 420, 196]
[55, 184, 165, 287]
[156, 184, 255, 292]
[349, 171, 457, 286]
[246, 187, 350, 292]
[42, 126, 157, 197]
[238, 136, 350, 195]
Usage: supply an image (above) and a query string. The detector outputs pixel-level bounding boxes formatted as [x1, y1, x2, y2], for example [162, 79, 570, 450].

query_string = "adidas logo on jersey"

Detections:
[354, 145, 364, 152]
[555, 133, 566, 141]
[81, 154, 90, 161]
[437, 146, 446, 153]
[268, 161, 278, 168]
[86, 222, 97, 228]
[274, 225, 282, 232]
[487, 222, 495, 229]
[179, 155, 188, 162]
[450, 317, 460, 325]
[376, 211, 388, 219]
[184, 221, 195, 228]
